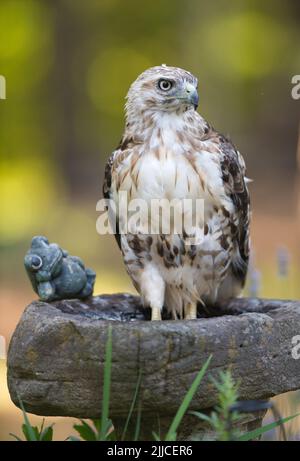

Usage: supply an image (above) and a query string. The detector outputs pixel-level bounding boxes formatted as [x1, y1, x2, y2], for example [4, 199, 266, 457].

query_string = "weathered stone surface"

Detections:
[7, 294, 300, 423]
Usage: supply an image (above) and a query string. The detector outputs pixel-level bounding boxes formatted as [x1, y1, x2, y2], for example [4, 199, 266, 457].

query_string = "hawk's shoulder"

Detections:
[103, 149, 121, 249]
[103, 152, 114, 200]
[102, 134, 141, 250]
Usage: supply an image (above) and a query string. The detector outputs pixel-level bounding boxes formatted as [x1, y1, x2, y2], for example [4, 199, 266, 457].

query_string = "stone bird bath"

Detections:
[7, 294, 300, 440]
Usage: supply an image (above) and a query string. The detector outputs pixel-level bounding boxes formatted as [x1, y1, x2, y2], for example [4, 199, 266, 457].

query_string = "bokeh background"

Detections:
[1, 0, 300, 441]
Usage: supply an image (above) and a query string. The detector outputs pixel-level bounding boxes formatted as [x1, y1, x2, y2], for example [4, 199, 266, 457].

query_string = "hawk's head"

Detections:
[126, 65, 199, 119]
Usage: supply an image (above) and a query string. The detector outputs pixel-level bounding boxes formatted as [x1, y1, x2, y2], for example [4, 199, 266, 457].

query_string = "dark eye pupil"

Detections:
[159, 80, 171, 90]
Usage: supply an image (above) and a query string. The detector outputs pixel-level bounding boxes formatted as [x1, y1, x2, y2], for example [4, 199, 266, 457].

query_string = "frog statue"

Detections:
[24, 236, 96, 302]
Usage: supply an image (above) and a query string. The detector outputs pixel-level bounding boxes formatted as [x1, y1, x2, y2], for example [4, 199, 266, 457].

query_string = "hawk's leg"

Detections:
[185, 302, 197, 320]
[140, 264, 165, 322]
[151, 307, 162, 321]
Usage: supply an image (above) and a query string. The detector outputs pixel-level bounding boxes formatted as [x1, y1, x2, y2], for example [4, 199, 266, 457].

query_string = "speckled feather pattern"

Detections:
[103, 66, 250, 319]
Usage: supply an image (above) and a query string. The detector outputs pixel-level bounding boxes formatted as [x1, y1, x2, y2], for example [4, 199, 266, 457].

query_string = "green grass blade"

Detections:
[238, 413, 300, 441]
[66, 436, 82, 441]
[165, 355, 212, 441]
[189, 410, 212, 423]
[100, 325, 112, 441]
[22, 424, 39, 441]
[152, 431, 161, 441]
[40, 425, 54, 441]
[9, 433, 23, 441]
[133, 401, 142, 441]
[122, 370, 142, 440]
[39, 418, 45, 436]
[74, 420, 97, 441]
[18, 397, 38, 441]
[92, 419, 101, 434]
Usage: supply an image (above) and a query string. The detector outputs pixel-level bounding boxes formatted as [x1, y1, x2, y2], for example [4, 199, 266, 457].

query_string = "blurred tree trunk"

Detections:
[53, 1, 98, 200]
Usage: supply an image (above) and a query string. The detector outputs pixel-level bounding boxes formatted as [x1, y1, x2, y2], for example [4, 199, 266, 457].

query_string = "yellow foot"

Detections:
[185, 303, 197, 320]
[151, 307, 162, 321]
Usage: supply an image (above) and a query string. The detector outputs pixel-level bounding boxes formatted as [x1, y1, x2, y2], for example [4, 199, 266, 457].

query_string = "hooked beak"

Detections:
[183, 82, 199, 110]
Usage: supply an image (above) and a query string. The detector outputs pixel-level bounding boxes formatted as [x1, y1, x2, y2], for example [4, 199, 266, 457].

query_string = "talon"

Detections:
[185, 303, 197, 320]
[151, 307, 162, 321]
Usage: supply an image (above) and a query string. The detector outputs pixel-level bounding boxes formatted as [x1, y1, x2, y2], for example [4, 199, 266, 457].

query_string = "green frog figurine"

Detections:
[24, 236, 96, 302]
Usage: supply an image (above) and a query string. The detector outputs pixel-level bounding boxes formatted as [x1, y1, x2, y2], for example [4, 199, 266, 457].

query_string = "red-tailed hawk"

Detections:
[103, 65, 250, 320]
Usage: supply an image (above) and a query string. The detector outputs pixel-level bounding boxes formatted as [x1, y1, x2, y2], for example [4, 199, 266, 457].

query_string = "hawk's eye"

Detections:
[31, 255, 43, 270]
[158, 79, 173, 91]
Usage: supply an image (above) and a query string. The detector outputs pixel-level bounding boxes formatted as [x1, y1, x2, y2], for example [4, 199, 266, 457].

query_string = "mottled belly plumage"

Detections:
[121, 215, 235, 319]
